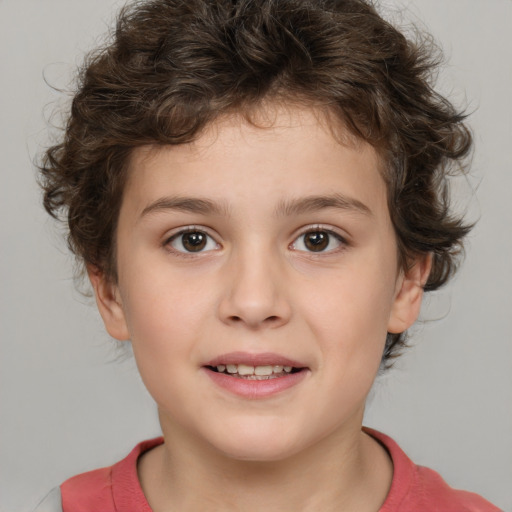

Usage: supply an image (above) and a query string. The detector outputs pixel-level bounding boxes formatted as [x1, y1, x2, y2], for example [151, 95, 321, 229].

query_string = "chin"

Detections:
[207, 421, 306, 463]
[219, 442, 299, 463]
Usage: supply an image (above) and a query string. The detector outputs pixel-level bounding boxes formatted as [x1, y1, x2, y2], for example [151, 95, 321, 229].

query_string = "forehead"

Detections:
[123, 105, 388, 220]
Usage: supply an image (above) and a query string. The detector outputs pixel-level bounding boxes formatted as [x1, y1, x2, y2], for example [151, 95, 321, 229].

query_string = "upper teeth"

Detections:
[217, 364, 293, 375]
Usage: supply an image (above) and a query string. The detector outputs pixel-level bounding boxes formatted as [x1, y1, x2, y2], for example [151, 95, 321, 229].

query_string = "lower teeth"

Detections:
[227, 372, 286, 380]
[237, 374, 278, 380]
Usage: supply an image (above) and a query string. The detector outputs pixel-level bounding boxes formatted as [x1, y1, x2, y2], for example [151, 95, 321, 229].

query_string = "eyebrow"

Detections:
[140, 196, 230, 219]
[275, 194, 372, 217]
[139, 193, 372, 220]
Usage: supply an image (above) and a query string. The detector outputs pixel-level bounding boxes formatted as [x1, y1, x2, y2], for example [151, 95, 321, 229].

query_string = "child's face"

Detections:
[92, 105, 426, 461]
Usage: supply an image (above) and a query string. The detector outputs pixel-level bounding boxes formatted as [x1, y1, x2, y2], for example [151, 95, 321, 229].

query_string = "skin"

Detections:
[90, 105, 430, 511]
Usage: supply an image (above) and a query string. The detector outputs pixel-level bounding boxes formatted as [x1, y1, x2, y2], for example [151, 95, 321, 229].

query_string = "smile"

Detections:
[202, 353, 309, 398]
[207, 364, 299, 380]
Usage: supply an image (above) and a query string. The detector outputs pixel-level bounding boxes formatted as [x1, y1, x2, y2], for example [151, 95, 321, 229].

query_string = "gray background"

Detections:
[1, 0, 510, 510]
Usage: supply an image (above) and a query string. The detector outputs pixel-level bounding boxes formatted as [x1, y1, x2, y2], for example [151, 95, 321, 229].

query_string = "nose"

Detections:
[217, 246, 292, 330]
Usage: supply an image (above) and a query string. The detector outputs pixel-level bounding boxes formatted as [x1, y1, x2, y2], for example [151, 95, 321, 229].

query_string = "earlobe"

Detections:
[87, 266, 130, 341]
[387, 253, 432, 334]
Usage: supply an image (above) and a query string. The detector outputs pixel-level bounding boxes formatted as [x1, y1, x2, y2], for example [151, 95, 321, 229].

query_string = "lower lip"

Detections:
[202, 368, 308, 399]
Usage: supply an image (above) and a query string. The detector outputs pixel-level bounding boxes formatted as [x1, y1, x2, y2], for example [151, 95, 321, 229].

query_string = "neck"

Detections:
[138, 414, 392, 512]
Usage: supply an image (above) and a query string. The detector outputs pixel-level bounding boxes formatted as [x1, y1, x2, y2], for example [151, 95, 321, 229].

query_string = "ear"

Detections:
[387, 253, 432, 334]
[87, 266, 130, 341]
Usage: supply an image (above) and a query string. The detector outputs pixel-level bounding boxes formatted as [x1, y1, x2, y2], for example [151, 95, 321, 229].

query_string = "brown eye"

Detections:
[169, 230, 218, 253]
[292, 229, 344, 253]
[182, 232, 207, 251]
[304, 231, 329, 251]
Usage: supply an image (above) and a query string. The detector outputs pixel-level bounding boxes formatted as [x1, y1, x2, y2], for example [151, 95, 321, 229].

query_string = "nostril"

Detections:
[226, 314, 282, 327]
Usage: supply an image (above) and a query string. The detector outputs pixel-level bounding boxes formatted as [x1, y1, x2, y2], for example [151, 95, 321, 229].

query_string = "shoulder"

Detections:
[59, 437, 163, 512]
[364, 428, 503, 512]
[412, 464, 503, 511]
[60, 464, 114, 511]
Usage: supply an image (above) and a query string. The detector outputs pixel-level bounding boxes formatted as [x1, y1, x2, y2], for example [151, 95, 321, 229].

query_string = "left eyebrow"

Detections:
[275, 193, 372, 217]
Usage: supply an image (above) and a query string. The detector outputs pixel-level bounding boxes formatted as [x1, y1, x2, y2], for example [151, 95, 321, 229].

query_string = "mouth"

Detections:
[206, 363, 304, 380]
[202, 352, 309, 397]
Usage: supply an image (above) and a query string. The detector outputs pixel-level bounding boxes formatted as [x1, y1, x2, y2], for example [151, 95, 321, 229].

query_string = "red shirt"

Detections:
[60, 429, 502, 511]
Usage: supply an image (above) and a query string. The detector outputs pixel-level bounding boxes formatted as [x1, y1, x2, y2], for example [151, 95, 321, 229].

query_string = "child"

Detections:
[35, 0, 502, 510]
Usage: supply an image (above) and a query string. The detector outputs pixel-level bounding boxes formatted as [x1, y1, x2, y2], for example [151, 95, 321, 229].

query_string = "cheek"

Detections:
[118, 271, 204, 406]
[305, 266, 396, 336]
[298, 255, 397, 372]
[120, 258, 211, 334]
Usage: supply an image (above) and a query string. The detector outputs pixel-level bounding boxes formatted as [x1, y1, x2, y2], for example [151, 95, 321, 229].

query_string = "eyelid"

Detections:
[163, 225, 221, 255]
[289, 224, 349, 253]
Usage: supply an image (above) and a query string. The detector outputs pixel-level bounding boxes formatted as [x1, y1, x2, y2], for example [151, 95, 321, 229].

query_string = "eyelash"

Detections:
[164, 227, 220, 257]
[164, 225, 348, 256]
[290, 226, 348, 255]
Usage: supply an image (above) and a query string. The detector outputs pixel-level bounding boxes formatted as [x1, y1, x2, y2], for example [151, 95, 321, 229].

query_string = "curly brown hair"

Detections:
[39, 0, 473, 365]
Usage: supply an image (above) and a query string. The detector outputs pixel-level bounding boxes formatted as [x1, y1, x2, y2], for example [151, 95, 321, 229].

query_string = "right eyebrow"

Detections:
[139, 196, 230, 220]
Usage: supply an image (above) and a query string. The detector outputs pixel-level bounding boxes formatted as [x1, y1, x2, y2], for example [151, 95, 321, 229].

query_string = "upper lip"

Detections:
[204, 352, 306, 368]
